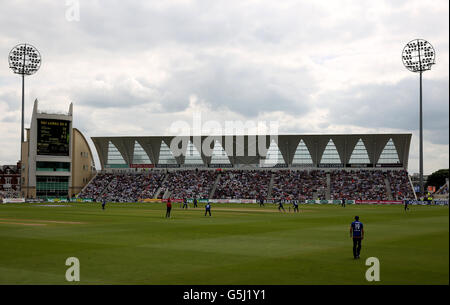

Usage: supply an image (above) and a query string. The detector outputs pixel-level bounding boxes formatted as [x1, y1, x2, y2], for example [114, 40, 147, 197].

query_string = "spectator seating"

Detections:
[77, 169, 416, 202]
[271, 170, 327, 200]
[214, 170, 272, 199]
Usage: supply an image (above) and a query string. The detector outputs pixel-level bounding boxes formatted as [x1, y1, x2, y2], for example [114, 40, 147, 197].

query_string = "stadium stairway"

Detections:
[267, 172, 275, 198]
[100, 176, 116, 198]
[154, 174, 169, 199]
[209, 173, 221, 198]
[76, 171, 98, 197]
[408, 174, 418, 200]
[326, 173, 331, 200]
[384, 178, 394, 200]
[435, 178, 449, 195]
[163, 189, 171, 199]
[312, 190, 319, 200]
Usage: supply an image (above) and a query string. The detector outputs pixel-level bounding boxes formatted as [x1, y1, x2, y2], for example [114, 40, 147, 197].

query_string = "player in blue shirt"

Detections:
[259, 196, 265, 207]
[193, 198, 198, 208]
[205, 202, 211, 216]
[350, 216, 364, 259]
[102, 198, 106, 210]
[278, 199, 286, 212]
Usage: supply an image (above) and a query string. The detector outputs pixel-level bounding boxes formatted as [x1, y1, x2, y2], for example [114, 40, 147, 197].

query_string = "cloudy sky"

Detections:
[0, 0, 448, 174]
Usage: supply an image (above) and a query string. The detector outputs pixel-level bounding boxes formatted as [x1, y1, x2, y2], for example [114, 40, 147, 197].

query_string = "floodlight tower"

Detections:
[9, 44, 41, 143]
[8, 43, 41, 191]
[402, 39, 435, 198]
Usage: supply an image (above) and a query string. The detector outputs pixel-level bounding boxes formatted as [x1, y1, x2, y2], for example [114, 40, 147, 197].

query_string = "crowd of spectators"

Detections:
[436, 185, 449, 195]
[159, 170, 217, 199]
[102, 174, 143, 202]
[78, 173, 115, 199]
[330, 170, 388, 200]
[78, 172, 165, 202]
[387, 170, 415, 200]
[271, 170, 327, 200]
[77, 169, 416, 202]
[214, 170, 272, 199]
[139, 173, 166, 199]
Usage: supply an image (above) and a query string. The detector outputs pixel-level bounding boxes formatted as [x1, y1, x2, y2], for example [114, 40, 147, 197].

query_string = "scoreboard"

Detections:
[37, 119, 71, 156]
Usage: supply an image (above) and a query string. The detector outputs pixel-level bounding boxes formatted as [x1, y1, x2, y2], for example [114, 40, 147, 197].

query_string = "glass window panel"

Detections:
[292, 139, 313, 164]
[261, 139, 285, 166]
[107, 142, 126, 165]
[158, 141, 177, 164]
[133, 141, 152, 164]
[320, 139, 342, 164]
[349, 139, 370, 164]
[210, 140, 231, 164]
[184, 141, 204, 165]
[378, 138, 400, 164]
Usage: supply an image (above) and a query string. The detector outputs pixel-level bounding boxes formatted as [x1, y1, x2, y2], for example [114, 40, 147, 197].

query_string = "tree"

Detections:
[425, 169, 449, 190]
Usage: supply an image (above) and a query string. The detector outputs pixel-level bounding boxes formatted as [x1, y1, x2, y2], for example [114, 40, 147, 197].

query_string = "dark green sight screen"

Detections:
[37, 119, 70, 156]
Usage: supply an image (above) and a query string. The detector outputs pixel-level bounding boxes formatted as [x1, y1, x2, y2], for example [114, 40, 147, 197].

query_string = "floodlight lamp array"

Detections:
[402, 39, 435, 73]
[8, 43, 41, 75]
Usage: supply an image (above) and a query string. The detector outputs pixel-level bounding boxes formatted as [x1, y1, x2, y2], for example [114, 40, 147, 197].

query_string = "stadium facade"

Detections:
[92, 134, 412, 170]
[20, 100, 95, 199]
[15, 99, 414, 201]
[0, 163, 21, 198]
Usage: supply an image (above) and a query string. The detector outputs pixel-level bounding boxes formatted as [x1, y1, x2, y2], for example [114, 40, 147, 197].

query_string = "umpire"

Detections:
[165, 198, 172, 218]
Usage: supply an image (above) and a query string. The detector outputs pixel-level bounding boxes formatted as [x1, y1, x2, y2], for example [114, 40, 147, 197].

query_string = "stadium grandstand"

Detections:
[76, 134, 417, 202]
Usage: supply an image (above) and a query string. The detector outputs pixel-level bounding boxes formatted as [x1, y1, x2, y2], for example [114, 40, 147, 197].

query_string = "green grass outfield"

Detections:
[0, 202, 448, 285]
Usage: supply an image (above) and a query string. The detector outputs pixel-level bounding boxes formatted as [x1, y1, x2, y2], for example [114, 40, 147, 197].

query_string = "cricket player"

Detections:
[259, 196, 265, 207]
[350, 216, 364, 259]
[182, 198, 188, 209]
[102, 198, 106, 210]
[278, 199, 285, 212]
[205, 202, 211, 216]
